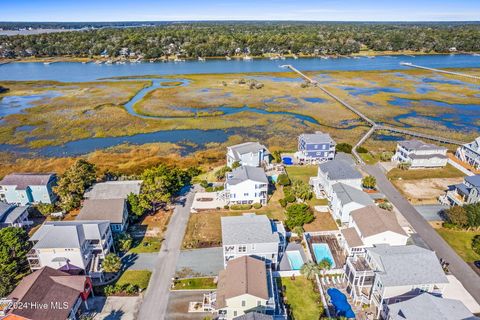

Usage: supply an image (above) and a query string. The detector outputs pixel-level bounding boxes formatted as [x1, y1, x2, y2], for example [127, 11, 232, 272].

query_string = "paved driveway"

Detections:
[176, 247, 224, 277]
[166, 290, 212, 320]
[414, 204, 449, 221]
[90, 296, 141, 320]
[364, 164, 480, 303]
[137, 185, 198, 320]
[122, 253, 158, 271]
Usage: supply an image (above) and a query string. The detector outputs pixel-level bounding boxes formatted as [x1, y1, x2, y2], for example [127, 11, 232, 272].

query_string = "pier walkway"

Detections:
[401, 62, 480, 80]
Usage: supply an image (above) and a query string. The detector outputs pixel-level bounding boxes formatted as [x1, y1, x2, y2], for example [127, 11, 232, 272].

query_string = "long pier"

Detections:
[281, 64, 318, 84]
[401, 62, 480, 80]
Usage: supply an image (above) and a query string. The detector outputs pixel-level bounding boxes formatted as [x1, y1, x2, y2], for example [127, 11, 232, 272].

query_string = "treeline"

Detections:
[1, 22, 480, 59]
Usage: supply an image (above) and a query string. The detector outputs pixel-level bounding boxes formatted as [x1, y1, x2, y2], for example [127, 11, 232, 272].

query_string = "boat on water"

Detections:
[243, 55, 253, 61]
[43, 62, 51, 65]
[174, 58, 186, 62]
[225, 56, 232, 60]
[105, 60, 113, 64]
[94, 60, 103, 64]
[280, 55, 286, 60]
[270, 56, 279, 60]
[198, 57, 206, 62]
[293, 54, 298, 59]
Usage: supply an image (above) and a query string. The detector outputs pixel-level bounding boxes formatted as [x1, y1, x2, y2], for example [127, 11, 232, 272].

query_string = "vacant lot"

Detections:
[128, 209, 172, 254]
[286, 165, 317, 183]
[436, 228, 480, 263]
[393, 177, 464, 205]
[304, 211, 338, 232]
[387, 164, 464, 180]
[172, 277, 217, 290]
[278, 276, 323, 320]
[116, 270, 152, 291]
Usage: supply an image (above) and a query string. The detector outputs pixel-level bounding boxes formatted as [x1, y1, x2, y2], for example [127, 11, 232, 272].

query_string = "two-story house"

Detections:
[27, 220, 113, 280]
[310, 159, 363, 199]
[296, 131, 336, 164]
[330, 182, 374, 224]
[441, 175, 480, 206]
[0, 173, 57, 205]
[76, 198, 129, 232]
[455, 136, 480, 170]
[344, 244, 448, 318]
[226, 142, 270, 168]
[84, 180, 142, 200]
[212, 256, 276, 320]
[224, 166, 269, 205]
[341, 205, 409, 256]
[392, 140, 448, 168]
[221, 213, 286, 268]
[0, 202, 30, 229]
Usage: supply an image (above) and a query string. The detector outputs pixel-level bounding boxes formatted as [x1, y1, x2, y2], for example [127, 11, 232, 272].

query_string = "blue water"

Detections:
[1, 54, 479, 82]
[303, 97, 326, 103]
[341, 86, 406, 96]
[0, 91, 61, 116]
[286, 251, 304, 270]
[312, 243, 336, 268]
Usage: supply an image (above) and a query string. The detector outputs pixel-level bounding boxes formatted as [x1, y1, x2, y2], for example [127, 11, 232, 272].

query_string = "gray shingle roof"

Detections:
[228, 142, 269, 161]
[319, 159, 362, 181]
[234, 313, 274, 320]
[332, 183, 373, 206]
[222, 214, 279, 245]
[226, 166, 268, 185]
[84, 180, 142, 200]
[367, 244, 448, 287]
[299, 131, 335, 145]
[386, 293, 477, 320]
[0, 204, 28, 224]
[0, 173, 55, 190]
[77, 198, 126, 224]
[399, 139, 446, 151]
[465, 175, 480, 187]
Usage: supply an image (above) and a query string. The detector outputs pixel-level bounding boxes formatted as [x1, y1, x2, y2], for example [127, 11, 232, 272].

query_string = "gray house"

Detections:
[226, 142, 270, 168]
[76, 198, 129, 232]
[221, 213, 286, 268]
[296, 131, 336, 164]
[0, 202, 30, 229]
[442, 175, 480, 206]
[456, 136, 480, 170]
[0, 173, 57, 205]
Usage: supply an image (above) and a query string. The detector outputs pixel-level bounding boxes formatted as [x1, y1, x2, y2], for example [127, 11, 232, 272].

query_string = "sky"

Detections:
[1, 0, 479, 22]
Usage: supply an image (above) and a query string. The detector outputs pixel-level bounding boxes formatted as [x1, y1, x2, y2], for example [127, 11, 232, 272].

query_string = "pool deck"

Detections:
[308, 235, 346, 268]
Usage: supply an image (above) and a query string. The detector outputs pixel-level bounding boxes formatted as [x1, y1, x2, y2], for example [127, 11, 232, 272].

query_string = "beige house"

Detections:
[213, 256, 276, 320]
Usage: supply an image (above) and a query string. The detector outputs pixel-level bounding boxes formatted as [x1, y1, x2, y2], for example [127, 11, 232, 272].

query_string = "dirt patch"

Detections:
[393, 177, 464, 205]
[304, 211, 338, 232]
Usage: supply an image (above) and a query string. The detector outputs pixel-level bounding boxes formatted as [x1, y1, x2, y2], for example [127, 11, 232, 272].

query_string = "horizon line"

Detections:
[2, 19, 480, 23]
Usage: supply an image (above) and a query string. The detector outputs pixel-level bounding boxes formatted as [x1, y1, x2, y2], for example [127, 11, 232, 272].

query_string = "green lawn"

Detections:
[359, 152, 378, 165]
[128, 236, 162, 254]
[172, 277, 217, 290]
[278, 276, 323, 320]
[286, 165, 317, 183]
[116, 270, 152, 291]
[387, 163, 464, 180]
[437, 228, 480, 262]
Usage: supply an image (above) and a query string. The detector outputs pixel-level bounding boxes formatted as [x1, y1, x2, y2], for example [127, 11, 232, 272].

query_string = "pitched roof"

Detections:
[465, 175, 480, 188]
[84, 180, 142, 200]
[367, 244, 448, 287]
[226, 166, 268, 185]
[386, 293, 477, 320]
[233, 313, 274, 320]
[299, 131, 335, 145]
[319, 159, 362, 181]
[332, 183, 373, 206]
[398, 139, 446, 151]
[0, 173, 55, 190]
[341, 227, 364, 248]
[228, 142, 269, 160]
[351, 205, 407, 238]
[0, 205, 28, 224]
[7, 267, 87, 320]
[77, 198, 126, 224]
[216, 256, 269, 309]
[221, 214, 280, 245]
[409, 153, 447, 160]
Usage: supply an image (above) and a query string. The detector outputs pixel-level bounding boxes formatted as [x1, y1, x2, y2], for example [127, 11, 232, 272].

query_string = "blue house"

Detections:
[296, 131, 336, 164]
[0, 173, 57, 205]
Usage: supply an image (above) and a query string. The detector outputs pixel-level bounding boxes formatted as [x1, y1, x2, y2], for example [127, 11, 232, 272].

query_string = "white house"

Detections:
[344, 244, 449, 318]
[27, 220, 113, 279]
[76, 198, 129, 232]
[0, 173, 57, 205]
[392, 140, 448, 168]
[330, 182, 374, 224]
[382, 293, 477, 320]
[221, 213, 285, 268]
[341, 205, 408, 255]
[0, 202, 30, 229]
[456, 136, 480, 170]
[211, 256, 276, 320]
[310, 159, 363, 199]
[225, 166, 269, 205]
[226, 142, 270, 168]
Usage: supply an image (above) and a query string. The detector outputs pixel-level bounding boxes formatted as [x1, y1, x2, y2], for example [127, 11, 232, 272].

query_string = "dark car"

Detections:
[474, 261, 480, 269]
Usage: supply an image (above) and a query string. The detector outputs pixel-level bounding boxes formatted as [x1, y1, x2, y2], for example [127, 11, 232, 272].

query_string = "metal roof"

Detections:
[332, 182, 373, 206]
[84, 180, 142, 200]
[319, 159, 363, 181]
[226, 166, 268, 185]
[221, 214, 279, 245]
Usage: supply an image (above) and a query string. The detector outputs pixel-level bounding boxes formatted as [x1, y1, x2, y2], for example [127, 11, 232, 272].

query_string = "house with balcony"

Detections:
[224, 166, 269, 206]
[0, 202, 30, 229]
[226, 142, 271, 168]
[0, 266, 92, 320]
[206, 256, 277, 320]
[382, 292, 477, 320]
[392, 140, 448, 168]
[76, 198, 129, 232]
[330, 182, 374, 224]
[221, 213, 285, 268]
[344, 244, 448, 318]
[27, 220, 113, 280]
[0, 173, 57, 205]
[310, 159, 363, 199]
[341, 205, 409, 255]
[455, 136, 480, 170]
[441, 175, 480, 206]
[296, 131, 336, 164]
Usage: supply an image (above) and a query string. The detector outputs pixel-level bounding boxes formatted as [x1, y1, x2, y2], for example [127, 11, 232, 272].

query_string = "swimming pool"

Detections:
[286, 251, 304, 270]
[312, 243, 336, 268]
[282, 157, 293, 165]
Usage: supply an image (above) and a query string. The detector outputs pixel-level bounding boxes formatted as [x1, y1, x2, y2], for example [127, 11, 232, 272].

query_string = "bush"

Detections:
[380, 151, 394, 161]
[115, 233, 133, 253]
[252, 203, 262, 209]
[362, 175, 376, 189]
[200, 180, 210, 188]
[223, 205, 230, 210]
[285, 194, 296, 203]
[277, 173, 291, 186]
[215, 166, 232, 180]
[285, 203, 314, 229]
[230, 204, 253, 210]
[378, 202, 393, 211]
[103, 283, 141, 296]
[356, 146, 368, 153]
[279, 198, 288, 208]
[473, 235, 480, 255]
[35, 203, 56, 217]
[336, 143, 352, 154]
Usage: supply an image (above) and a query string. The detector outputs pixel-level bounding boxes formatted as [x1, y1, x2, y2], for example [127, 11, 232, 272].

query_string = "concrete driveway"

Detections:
[176, 247, 224, 277]
[166, 290, 213, 320]
[90, 296, 141, 320]
[122, 253, 158, 271]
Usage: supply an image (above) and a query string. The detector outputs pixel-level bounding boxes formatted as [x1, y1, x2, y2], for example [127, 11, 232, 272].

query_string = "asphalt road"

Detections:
[137, 185, 198, 320]
[364, 164, 480, 303]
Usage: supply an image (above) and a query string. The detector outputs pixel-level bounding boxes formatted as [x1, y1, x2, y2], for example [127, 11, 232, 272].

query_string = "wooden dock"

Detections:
[400, 62, 480, 80]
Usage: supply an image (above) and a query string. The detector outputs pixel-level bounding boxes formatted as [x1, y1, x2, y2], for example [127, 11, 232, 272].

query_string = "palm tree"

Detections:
[102, 253, 122, 273]
[362, 175, 376, 190]
[300, 262, 321, 280]
[318, 258, 332, 275]
[291, 180, 313, 201]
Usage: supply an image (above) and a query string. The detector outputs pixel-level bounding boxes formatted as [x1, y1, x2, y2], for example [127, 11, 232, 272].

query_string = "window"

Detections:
[241, 300, 246, 307]
[244, 193, 249, 196]
[238, 245, 246, 253]
[233, 311, 237, 317]
[251, 244, 256, 250]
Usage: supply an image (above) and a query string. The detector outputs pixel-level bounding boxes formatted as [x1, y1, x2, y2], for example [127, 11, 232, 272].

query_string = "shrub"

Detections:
[231, 161, 241, 169]
[362, 175, 376, 189]
[223, 205, 230, 210]
[252, 203, 262, 209]
[380, 151, 394, 161]
[472, 235, 480, 255]
[35, 203, 56, 217]
[356, 146, 368, 154]
[336, 143, 352, 154]
[277, 173, 291, 186]
[115, 233, 133, 253]
[215, 166, 232, 180]
[285, 203, 314, 229]
[285, 194, 296, 203]
[200, 180, 210, 188]
[445, 206, 468, 227]
[230, 204, 253, 210]
[279, 198, 288, 207]
[378, 202, 393, 211]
